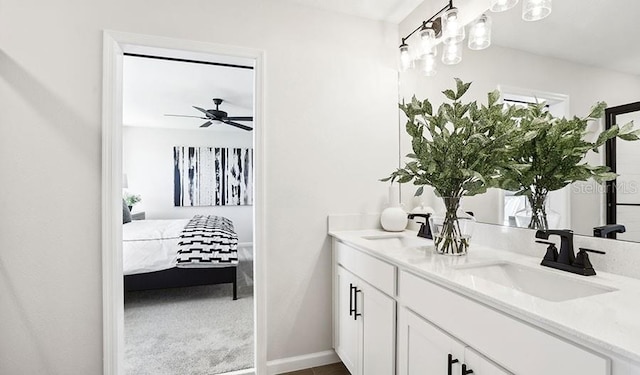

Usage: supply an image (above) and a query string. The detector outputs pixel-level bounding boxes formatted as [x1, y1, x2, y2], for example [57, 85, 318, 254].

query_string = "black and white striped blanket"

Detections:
[176, 215, 238, 268]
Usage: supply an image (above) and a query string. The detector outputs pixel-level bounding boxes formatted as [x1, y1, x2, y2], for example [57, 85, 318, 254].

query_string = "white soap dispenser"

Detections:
[381, 184, 408, 232]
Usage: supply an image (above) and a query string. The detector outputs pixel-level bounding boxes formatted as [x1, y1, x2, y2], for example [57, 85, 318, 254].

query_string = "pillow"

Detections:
[123, 199, 132, 224]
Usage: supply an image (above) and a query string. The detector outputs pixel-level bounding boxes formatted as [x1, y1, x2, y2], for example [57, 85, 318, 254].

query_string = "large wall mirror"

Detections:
[606, 102, 640, 241]
[398, 1, 640, 241]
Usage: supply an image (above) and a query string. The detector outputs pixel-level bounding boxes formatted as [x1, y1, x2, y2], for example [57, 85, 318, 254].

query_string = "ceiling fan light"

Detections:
[468, 14, 492, 50]
[522, 0, 552, 21]
[490, 0, 519, 12]
[442, 8, 465, 45]
[442, 41, 462, 65]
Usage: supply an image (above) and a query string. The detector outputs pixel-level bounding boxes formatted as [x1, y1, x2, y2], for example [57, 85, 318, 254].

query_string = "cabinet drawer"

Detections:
[399, 271, 609, 375]
[335, 240, 395, 296]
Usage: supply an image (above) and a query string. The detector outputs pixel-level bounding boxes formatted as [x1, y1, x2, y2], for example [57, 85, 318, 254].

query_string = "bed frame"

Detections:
[124, 266, 237, 300]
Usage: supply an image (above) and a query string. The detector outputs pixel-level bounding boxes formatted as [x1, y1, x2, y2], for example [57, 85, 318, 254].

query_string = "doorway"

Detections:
[102, 31, 266, 375]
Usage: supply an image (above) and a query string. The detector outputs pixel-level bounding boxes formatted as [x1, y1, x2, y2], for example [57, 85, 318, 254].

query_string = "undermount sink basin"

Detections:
[361, 234, 431, 249]
[454, 262, 617, 302]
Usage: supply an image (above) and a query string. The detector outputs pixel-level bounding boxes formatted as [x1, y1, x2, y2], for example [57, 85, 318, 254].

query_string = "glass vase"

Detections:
[514, 191, 559, 231]
[428, 197, 476, 256]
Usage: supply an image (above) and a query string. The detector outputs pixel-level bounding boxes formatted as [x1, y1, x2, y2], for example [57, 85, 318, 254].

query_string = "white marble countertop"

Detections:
[330, 228, 640, 364]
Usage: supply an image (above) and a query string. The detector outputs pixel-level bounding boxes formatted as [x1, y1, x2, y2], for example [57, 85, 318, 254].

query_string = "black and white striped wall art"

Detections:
[174, 146, 253, 206]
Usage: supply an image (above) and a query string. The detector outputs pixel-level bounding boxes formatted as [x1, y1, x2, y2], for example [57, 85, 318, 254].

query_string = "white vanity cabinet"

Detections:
[398, 307, 510, 375]
[333, 241, 396, 375]
[399, 270, 609, 375]
[332, 237, 622, 375]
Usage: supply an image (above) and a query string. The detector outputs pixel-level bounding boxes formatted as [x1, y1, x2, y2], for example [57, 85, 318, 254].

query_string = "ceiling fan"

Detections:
[165, 98, 253, 131]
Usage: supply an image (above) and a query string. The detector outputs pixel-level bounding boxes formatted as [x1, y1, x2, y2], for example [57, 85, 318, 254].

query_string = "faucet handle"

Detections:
[572, 248, 599, 275]
[579, 248, 606, 255]
[536, 240, 558, 262]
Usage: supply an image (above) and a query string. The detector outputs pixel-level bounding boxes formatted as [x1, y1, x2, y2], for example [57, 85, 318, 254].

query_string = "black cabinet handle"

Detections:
[353, 287, 362, 320]
[462, 364, 474, 374]
[448, 354, 459, 375]
[349, 283, 355, 316]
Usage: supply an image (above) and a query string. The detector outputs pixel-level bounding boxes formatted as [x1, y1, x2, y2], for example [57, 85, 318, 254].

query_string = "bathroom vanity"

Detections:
[330, 228, 640, 375]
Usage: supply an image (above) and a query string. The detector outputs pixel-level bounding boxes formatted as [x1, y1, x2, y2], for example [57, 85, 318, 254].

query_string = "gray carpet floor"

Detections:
[124, 245, 254, 375]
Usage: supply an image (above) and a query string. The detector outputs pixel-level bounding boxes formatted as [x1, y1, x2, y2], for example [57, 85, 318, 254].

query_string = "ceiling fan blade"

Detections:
[223, 120, 253, 131]
[226, 116, 253, 121]
[200, 121, 213, 128]
[165, 114, 207, 119]
[193, 106, 209, 115]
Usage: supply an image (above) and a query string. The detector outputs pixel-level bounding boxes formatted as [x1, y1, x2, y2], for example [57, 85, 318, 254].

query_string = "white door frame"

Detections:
[101, 30, 267, 375]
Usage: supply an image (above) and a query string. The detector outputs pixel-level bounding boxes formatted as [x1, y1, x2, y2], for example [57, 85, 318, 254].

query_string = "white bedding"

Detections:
[122, 219, 189, 275]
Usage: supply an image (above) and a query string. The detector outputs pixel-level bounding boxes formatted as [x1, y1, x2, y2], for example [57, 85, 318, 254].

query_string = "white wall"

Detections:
[0, 1, 399, 374]
[123, 126, 254, 243]
[398, 8, 640, 235]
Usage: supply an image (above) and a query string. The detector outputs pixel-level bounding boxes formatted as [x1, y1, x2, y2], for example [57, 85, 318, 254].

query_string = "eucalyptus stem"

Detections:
[527, 188, 549, 230]
[433, 196, 470, 255]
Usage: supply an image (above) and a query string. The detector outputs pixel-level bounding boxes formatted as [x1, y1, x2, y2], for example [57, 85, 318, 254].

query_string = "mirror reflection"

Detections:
[606, 103, 640, 241]
[398, 0, 640, 241]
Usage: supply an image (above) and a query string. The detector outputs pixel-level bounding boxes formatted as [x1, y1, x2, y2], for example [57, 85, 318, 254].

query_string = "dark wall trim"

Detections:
[605, 101, 640, 239]
[124, 53, 254, 70]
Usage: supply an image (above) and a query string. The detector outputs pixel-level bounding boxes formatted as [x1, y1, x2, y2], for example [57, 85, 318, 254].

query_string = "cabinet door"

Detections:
[335, 266, 360, 375]
[361, 283, 395, 375]
[463, 347, 513, 375]
[398, 307, 465, 375]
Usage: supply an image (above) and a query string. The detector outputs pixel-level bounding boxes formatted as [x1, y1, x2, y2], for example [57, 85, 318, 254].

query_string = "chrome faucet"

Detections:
[535, 229, 604, 276]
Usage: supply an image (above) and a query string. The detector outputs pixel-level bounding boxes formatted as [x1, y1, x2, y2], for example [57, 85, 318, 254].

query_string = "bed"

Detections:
[122, 215, 238, 300]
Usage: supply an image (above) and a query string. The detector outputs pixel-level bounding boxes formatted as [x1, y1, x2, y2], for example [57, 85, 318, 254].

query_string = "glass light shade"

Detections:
[399, 43, 413, 71]
[522, 0, 552, 21]
[422, 54, 437, 77]
[419, 26, 438, 57]
[442, 8, 465, 44]
[468, 14, 492, 50]
[490, 0, 519, 12]
[442, 41, 462, 65]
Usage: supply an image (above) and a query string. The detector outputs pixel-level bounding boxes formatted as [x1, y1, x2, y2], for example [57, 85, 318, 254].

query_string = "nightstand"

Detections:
[131, 211, 145, 220]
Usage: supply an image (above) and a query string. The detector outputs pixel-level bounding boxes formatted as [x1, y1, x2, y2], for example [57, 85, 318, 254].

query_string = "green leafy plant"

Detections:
[383, 78, 522, 254]
[123, 192, 142, 208]
[501, 101, 639, 230]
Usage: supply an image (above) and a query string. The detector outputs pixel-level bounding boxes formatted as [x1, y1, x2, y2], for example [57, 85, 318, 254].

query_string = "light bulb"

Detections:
[442, 8, 465, 44]
[442, 41, 462, 65]
[399, 43, 413, 71]
[522, 0, 551, 21]
[468, 14, 492, 50]
[490, 0, 519, 12]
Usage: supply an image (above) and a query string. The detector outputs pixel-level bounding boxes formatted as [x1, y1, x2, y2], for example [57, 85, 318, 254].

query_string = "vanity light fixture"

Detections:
[399, 0, 548, 75]
[490, 0, 519, 12]
[442, 41, 463, 65]
[419, 23, 438, 57]
[468, 14, 492, 50]
[422, 54, 438, 76]
[399, 42, 413, 71]
[522, 0, 552, 21]
[442, 7, 465, 45]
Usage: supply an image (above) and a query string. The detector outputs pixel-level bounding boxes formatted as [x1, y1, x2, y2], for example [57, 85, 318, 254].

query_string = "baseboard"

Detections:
[266, 350, 340, 375]
[221, 369, 255, 375]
